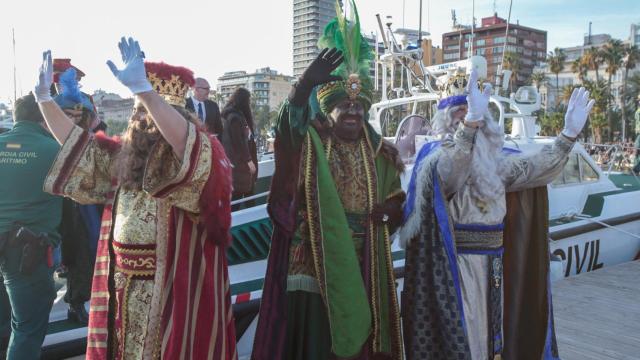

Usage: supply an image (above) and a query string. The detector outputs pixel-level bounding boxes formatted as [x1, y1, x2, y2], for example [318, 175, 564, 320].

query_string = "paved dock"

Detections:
[552, 260, 640, 360]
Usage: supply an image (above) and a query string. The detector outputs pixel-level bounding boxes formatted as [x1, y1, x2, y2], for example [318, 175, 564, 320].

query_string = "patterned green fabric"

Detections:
[307, 127, 372, 357]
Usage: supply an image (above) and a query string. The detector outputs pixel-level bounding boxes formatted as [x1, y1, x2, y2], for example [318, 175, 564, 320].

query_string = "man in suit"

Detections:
[186, 77, 223, 135]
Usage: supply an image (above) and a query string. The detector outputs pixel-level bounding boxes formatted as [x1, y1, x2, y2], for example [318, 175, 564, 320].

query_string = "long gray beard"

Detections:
[468, 119, 506, 203]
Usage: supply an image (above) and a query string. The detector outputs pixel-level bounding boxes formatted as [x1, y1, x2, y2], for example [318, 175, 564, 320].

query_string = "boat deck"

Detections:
[552, 260, 640, 359]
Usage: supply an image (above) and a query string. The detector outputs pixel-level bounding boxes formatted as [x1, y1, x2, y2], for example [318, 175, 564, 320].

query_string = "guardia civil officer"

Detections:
[0, 93, 62, 360]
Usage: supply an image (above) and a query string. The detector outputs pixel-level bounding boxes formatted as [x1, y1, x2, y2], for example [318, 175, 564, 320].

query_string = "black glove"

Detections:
[289, 48, 344, 106]
[371, 195, 406, 229]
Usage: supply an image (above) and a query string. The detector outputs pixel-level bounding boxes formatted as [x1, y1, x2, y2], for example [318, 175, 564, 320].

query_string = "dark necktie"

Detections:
[197, 102, 204, 121]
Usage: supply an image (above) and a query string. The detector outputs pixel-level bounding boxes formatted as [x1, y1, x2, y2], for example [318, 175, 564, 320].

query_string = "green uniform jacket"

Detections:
[0, 121, 62, 243]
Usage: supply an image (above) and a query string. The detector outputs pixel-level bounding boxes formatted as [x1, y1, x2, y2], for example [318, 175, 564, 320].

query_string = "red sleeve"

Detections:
[199, 134, 233, 247]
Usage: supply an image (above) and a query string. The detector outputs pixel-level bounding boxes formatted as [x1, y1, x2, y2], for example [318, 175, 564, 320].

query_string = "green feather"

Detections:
[319, 0, 373, 83]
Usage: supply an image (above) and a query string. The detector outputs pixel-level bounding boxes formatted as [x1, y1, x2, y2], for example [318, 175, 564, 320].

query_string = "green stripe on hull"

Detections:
[227, 218, 273, 265]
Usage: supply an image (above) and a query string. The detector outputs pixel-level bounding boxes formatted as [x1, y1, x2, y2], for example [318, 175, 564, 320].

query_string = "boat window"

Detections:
[580, 155, 599, 182]
[564, 154, 581, 184]
[552, 153, 580, 186]
[394, 115, 431, 163]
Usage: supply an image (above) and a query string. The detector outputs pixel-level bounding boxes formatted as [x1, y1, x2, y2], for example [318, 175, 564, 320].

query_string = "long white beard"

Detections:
[468, 119, 506, 203]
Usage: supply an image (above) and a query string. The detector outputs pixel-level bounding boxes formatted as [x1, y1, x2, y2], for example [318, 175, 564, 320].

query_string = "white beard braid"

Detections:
[468, 116, 506, 203]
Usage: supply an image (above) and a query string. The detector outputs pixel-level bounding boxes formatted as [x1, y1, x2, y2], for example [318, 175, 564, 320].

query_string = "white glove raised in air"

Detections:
[464, 68, 492, 123]
[106, 37, 153, 95]
[562, 87, 595, 139]
[34, 50, 54, 103]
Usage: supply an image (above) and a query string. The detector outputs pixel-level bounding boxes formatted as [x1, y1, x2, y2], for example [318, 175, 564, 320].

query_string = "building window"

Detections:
[444, 53, 459, 61]
[446, 44, 460, 50]
[476, 39, 486, 46]
[494, 36, 506, 44]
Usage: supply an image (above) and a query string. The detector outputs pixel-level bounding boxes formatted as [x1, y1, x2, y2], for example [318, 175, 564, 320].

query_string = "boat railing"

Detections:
[230, 191, 270, 206]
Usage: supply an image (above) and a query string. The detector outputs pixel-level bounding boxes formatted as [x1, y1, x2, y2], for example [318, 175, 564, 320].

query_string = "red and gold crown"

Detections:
[144, 62, 195, 107]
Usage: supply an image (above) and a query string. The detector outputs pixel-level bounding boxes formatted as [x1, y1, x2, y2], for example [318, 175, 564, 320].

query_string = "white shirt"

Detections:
[191, 96, 206, 122]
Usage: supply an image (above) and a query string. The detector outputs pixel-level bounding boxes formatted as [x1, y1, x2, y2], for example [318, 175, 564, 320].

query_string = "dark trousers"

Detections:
[0, 244, 55, 360]
[63, 239, 93, 306]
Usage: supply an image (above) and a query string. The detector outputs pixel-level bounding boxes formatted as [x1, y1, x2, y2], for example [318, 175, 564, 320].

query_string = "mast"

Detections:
[418, 0, 423, 46]
[12, 28, 17, 105]
[470, 0, 475, 58]
[500, 0, 514, 69]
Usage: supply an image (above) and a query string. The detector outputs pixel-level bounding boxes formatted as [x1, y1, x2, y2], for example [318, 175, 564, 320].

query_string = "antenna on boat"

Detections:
[376, 14, 390, 50]
[427, 0, 430, 33]
[402, 0, 406, 29]
[12, 28, 17, 105]
[470, 0, 475, 59]
[418, 0, 423, 46]
[499, 0, 514, 75]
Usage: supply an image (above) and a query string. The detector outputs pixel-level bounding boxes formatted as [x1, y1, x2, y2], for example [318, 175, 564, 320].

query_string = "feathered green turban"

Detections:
[317, 0, 374, 115]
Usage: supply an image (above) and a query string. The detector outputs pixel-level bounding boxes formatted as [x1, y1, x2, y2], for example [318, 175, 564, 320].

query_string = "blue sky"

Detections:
[0, 0, 638, 103]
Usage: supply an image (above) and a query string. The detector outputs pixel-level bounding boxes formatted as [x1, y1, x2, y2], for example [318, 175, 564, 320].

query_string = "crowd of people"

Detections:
[0, 2, 599, 360]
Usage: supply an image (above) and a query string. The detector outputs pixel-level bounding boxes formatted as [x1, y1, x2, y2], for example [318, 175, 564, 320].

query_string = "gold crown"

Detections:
[147, 73, 190, 107]
[444, 72, 469, 96]
[144, 62, 195, 107]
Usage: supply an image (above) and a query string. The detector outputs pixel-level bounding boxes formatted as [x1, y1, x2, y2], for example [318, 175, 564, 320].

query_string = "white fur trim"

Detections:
[399, 148, 441, 249]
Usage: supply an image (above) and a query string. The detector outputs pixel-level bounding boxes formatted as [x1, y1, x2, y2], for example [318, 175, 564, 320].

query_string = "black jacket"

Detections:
[221, 109, 258, 194]
[185, 97, 223, 136]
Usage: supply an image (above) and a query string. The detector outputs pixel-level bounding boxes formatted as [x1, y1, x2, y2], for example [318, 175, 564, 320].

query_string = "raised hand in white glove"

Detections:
[562, 87, 595, 139]
[464, 68, 492, 123]
[34, 50, 54, 103]
[106, 37, 153, 94]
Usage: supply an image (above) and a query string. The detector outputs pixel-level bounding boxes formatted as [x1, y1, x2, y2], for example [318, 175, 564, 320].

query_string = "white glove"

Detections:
[34, 50, 53, 103]
[464, 68, 492, 122]
[562, 87, 595, 138]
[106, 37, 153, 94]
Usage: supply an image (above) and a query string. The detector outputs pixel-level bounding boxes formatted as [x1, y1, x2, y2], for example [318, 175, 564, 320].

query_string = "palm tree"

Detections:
[584, 79, 613, 142]
[561, 84, 578, 105]
[583, 47, 603, 81]
[503, 52, 522, 92]
[601, 39, 625, 140]
[571, 57, 589, 83]
[547, 48, 566, 108]
[529, 71, 547, 91]
[620, 44, 640, 140]
[213, 92, 225, 107]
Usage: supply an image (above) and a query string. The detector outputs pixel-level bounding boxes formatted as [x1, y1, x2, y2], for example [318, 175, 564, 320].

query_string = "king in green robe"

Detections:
[252, 2, 404, 359]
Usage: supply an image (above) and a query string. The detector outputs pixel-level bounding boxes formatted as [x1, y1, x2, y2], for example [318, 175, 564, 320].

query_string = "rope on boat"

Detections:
[499, 0, 514, 70]
[572, 214, 640, 240]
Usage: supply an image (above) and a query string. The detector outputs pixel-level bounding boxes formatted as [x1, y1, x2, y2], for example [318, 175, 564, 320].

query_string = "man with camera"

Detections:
[0, 93, 62, 359]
